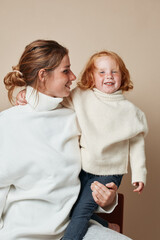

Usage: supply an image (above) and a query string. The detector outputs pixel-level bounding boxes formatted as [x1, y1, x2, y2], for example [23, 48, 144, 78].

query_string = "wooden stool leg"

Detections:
[96, 193, 124, 233]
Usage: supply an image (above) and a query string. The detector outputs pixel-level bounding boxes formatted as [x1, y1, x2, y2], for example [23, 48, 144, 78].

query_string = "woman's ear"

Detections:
[38, 69, 46, 82]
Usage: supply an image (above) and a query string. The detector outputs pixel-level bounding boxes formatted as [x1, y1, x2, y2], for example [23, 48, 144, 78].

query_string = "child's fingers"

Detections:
[133, 182, 144, 193]
[16, 89, 27, 105]
[133, 185, 141, 192]
[16, 100, 27, 105]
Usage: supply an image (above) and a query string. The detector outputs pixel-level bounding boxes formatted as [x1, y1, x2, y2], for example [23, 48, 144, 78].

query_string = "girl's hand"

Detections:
[16, 89, 27, 105]
[133, 182, 144, 194]
[90, 181, 117, 208]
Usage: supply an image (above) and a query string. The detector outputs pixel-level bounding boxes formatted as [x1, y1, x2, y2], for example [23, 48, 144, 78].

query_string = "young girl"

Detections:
[16, 50, 147, 240]
[61, 51, 148, 240]
[0, 41, 130, 240]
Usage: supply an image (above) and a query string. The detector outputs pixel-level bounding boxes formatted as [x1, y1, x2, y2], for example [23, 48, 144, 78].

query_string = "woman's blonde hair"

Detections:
[78, 51, 133, 91]
[4, 39, 68, 104]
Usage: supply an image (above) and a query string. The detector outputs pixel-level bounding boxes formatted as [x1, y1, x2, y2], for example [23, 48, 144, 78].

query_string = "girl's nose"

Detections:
[106, 73, 113, 79]
[107, 76, 113, 79]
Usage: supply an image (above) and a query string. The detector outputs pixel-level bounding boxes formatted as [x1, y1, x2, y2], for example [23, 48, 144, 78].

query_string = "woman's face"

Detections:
[39, 55, 76, 98]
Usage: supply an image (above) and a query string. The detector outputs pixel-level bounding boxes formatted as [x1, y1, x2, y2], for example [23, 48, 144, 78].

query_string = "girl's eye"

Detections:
[100, 71, 105, 74]
[112, 70, 117, 74]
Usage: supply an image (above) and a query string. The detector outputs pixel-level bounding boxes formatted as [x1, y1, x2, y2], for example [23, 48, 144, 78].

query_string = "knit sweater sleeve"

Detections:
[0, 186, 10, 229]
[0, 113, 10, 228]
[130, 111, 148, 185]
[96, 193, 118, 213]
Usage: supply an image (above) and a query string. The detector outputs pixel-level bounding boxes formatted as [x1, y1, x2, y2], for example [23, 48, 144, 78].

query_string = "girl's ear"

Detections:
[38, 69, 46, 82]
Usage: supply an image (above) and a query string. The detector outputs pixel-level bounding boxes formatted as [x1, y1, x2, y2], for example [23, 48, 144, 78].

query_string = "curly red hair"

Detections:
[78, 51, 133, 92]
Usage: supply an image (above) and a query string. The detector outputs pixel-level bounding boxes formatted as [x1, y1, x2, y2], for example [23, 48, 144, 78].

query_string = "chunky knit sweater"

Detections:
[0, 86, 81, 239]
[63, 87, 148, 185]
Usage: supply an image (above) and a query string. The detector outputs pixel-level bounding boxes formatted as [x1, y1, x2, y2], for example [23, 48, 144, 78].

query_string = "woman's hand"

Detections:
[15, 89, 27, 105]
[90, 181, 117, 209]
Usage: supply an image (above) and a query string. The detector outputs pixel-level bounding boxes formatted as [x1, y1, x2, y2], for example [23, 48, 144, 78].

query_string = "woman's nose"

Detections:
[70, 71, 76, 81]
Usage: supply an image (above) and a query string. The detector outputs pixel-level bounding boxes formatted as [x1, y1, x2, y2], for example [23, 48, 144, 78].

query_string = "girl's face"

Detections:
[39, 55, 76, 98]
[93, 56, 122, 94]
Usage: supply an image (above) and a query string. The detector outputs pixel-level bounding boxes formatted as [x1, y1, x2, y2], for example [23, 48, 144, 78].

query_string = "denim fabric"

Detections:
[62, 170, 123, 240]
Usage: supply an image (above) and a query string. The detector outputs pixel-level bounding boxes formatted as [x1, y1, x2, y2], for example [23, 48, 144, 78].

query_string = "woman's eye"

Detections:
[63, 69, 69, 74]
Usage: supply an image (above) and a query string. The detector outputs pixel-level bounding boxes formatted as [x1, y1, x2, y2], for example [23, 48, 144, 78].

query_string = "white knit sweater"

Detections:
[0, 87, 81, 239]
[63, 87, 148, 185]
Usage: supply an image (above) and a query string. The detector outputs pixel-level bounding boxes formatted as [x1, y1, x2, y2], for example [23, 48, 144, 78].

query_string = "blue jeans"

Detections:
[62, 170, 123, 240]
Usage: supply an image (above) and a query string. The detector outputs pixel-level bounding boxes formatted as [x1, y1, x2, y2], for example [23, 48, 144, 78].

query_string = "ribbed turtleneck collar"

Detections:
[93, 88, 125, 101]
[26, 86, 63, 111]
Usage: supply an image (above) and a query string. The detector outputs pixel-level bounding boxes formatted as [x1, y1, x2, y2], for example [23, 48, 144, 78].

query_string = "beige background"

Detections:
[0, 0, 159, 239]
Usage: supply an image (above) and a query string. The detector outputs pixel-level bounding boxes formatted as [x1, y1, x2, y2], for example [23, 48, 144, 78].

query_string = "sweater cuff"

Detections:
[96, 193, 118, 213]
[132, 170, 147, 185]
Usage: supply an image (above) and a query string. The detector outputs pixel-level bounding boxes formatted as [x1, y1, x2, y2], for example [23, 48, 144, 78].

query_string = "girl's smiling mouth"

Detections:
[104, 82, 114, 85]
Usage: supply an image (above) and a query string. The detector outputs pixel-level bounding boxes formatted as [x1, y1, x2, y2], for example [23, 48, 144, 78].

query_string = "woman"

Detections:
[0, 39, 132, 239]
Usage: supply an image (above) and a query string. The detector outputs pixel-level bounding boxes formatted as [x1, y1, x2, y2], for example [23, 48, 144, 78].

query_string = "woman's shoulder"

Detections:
[0, 106, 20, 132]
[0, 106, 17, 117]
[0, 105, 32, 125]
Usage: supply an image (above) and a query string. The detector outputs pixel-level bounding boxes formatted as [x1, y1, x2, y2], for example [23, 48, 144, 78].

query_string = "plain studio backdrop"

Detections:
[0, 0, 159, 239]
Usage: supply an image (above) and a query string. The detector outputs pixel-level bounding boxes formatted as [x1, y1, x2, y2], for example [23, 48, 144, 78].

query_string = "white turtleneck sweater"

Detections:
[63, 87, 148, 185]
[0, 86, 82, 239]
